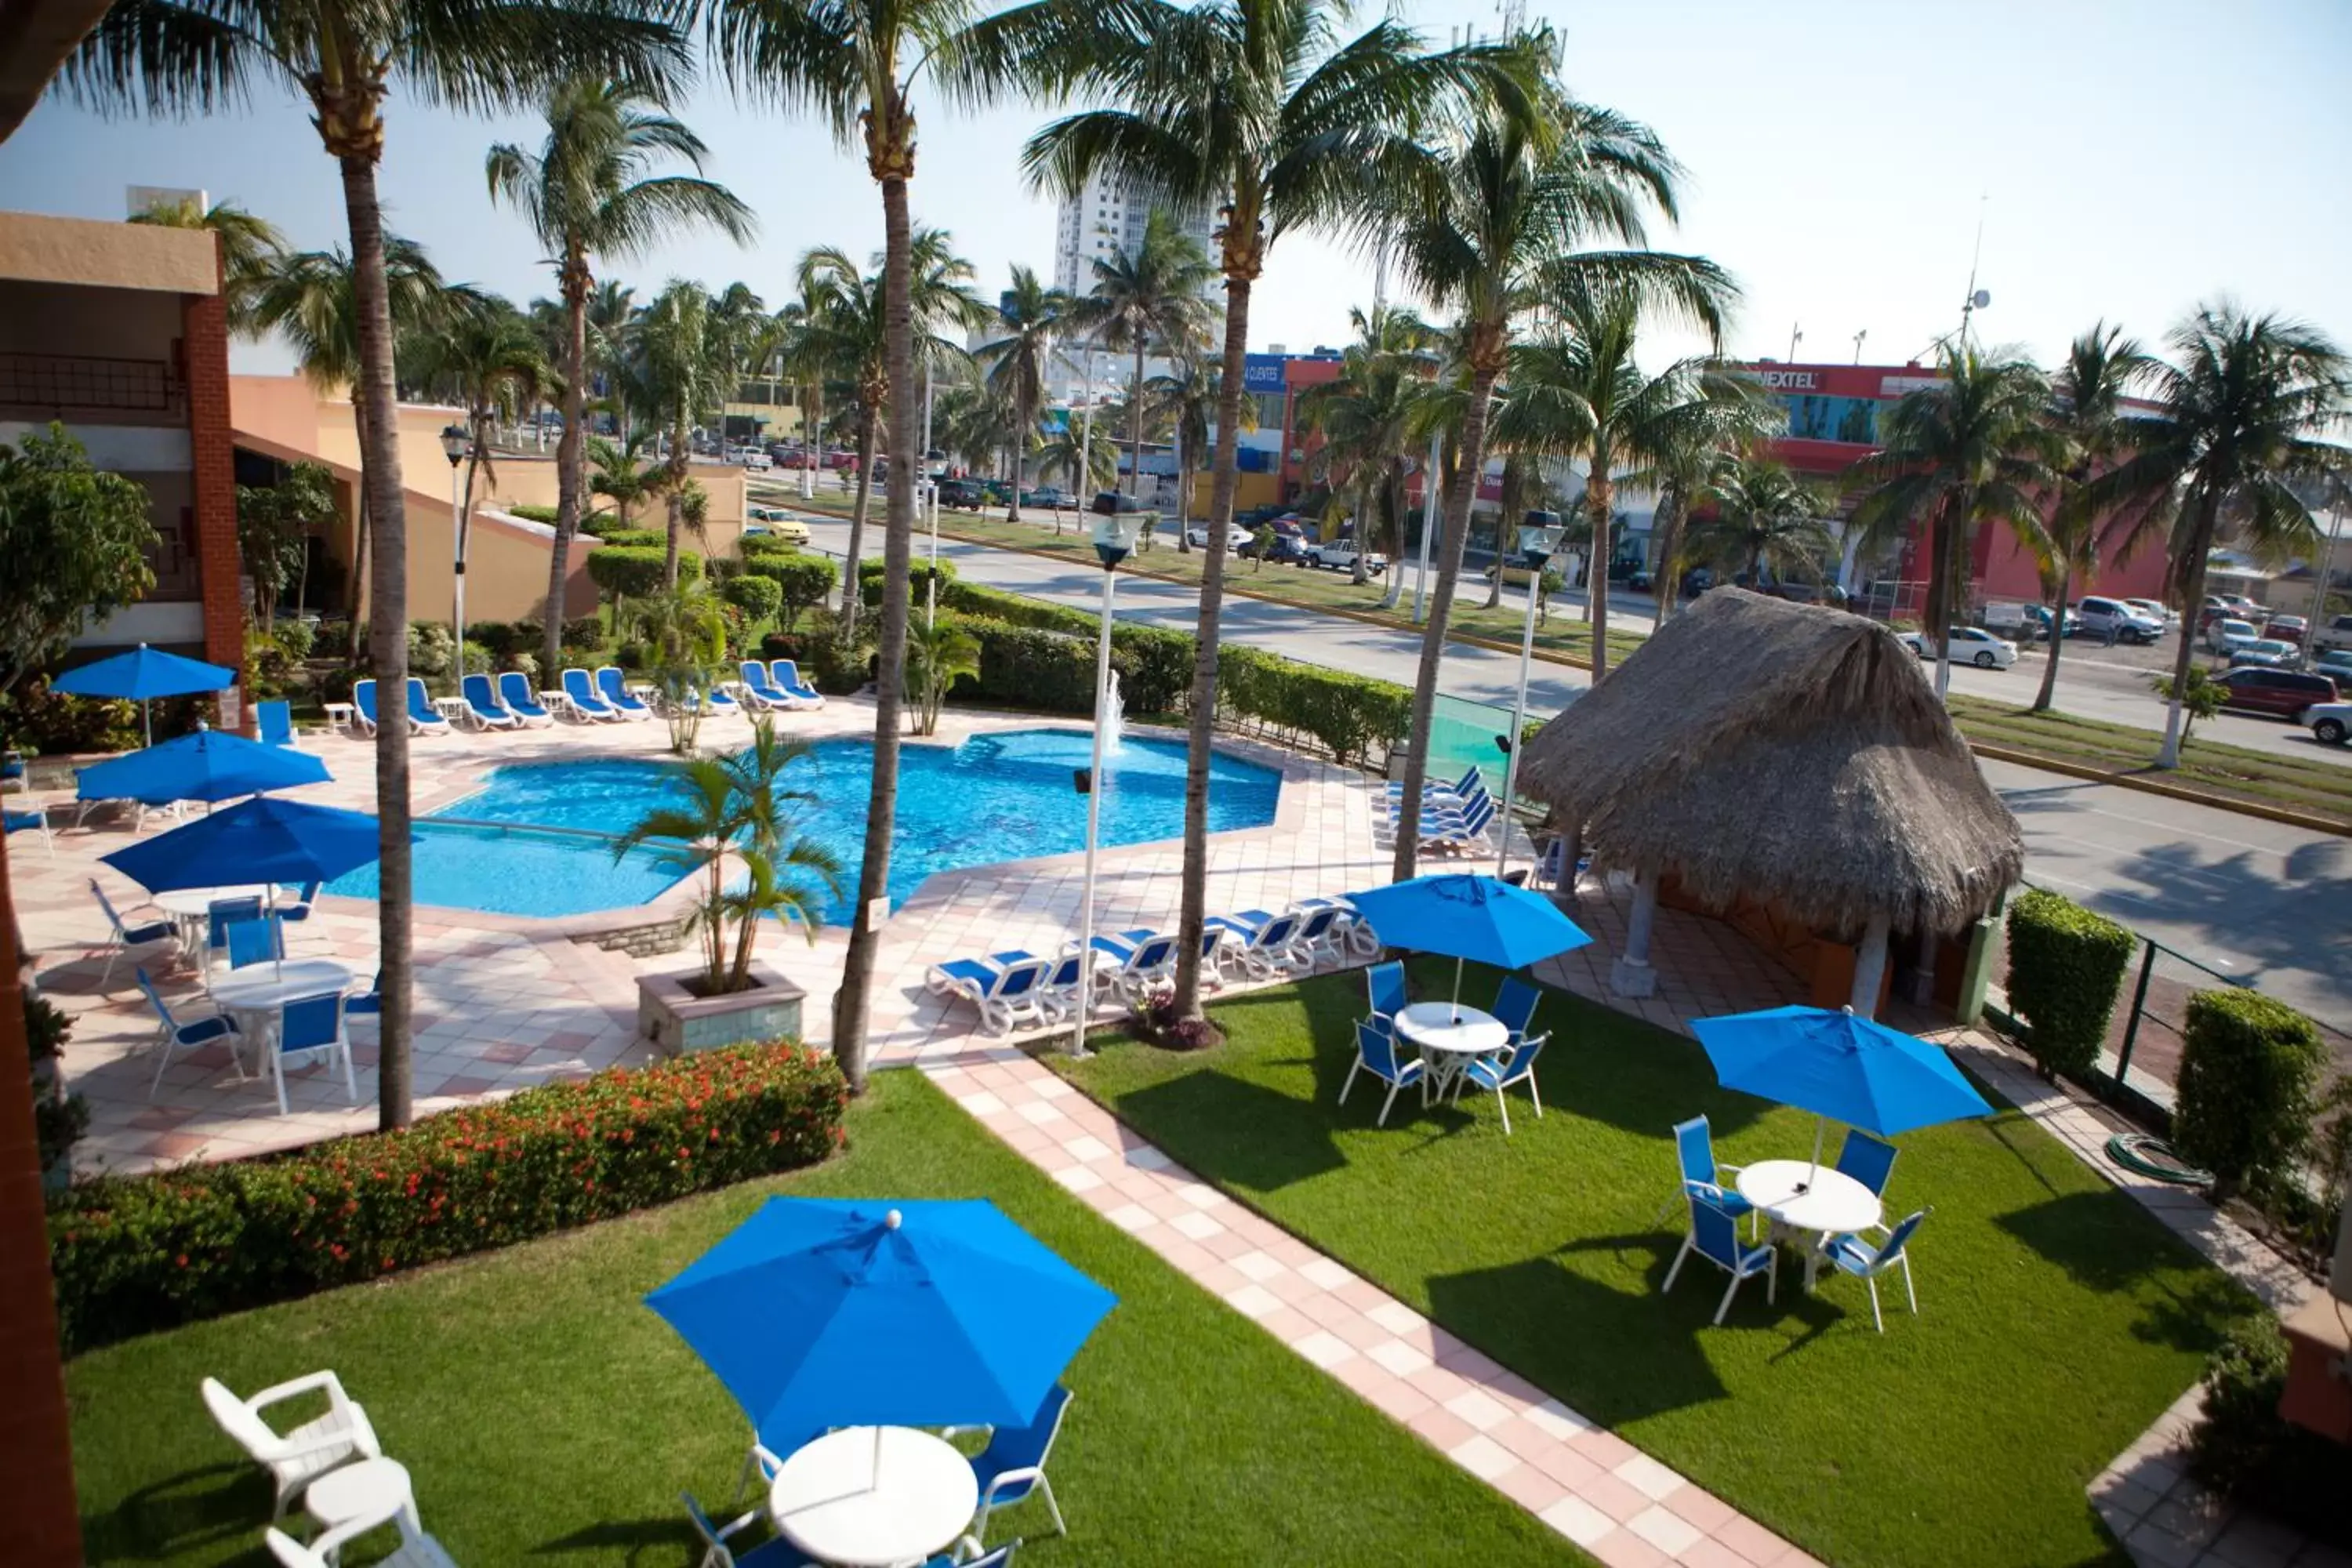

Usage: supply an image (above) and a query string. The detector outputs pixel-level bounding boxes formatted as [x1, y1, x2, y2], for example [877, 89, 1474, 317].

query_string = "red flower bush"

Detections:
[49, 1040, 848, 1352]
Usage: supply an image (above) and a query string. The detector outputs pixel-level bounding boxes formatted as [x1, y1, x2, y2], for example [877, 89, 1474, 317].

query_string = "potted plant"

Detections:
[619, 719, 842, 1054]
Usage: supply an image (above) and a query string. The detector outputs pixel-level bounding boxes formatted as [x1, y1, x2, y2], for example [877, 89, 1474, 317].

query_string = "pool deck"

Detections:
[19, 699, 1388, 1176]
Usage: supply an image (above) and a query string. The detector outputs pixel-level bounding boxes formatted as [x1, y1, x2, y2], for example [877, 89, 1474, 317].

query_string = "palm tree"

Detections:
[1637, 365, 1775, 625]
[1846, 345, 2060, 702]
[1296, 306, 1435, 587]
[906, 615, 982, 735]
[487, 78, 753, 681]
[1065, 207, 1217, 505]
[2094, 304, 2351, 765]
[588, 432, 663, 529]
[1385, 96, 1733, 878]
[416, 295, 554, 640]
[128, 194, 289, 337]
[976, 265, 1069, 521]
[1143, 350, 1250, 557]
[1035, 422, 1117, 495]
[2027, 324, 2153, 713]
[585, 278, 641, 434]
[60, 1, 687, 1134]
[634, 279, 731, 586]
[1020, 1, 1534, 1013]
[1683, 455, 1836, 586]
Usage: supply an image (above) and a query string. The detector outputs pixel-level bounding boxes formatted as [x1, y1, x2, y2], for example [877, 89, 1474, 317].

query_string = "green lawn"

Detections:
[67, 1072, 1584, 1567]
[1058, 965, 2258, 1568]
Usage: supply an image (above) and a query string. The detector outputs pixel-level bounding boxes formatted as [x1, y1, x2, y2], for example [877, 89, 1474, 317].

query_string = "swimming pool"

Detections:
[345, 730, 1282, 924]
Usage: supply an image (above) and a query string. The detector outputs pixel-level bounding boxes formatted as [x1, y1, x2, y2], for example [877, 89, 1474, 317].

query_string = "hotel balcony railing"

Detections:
[0, 352, 183, 416]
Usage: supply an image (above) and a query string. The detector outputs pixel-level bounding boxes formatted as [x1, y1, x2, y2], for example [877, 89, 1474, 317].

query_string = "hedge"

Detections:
[751, 554, 841, 630]
[2172, 989, 2328, 1201]
[936, 580, 1193, 713]
[857, 557, 957, 605]
[586, 545, 702, 601]
[509, 503, 613, 531]
[593, 528, 670, 550]
[2003, 888, 2135, 1080]
[760, 624, 869, 695]
[720, 574, 784, 622]
[46, 1042, 847, 1352]
[740, 533, 799, 560]
[1218, 644, 1410, 765]
[966, 623, 1099, 712]
[2190, 1316, 2352, 1544]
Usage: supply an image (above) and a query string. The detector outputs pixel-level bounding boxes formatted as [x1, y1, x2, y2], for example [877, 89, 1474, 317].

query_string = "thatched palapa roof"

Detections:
[1516, 589, 2024, 938]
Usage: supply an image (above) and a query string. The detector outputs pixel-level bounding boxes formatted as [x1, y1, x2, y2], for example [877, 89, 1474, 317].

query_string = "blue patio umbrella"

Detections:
[101, 794, 399, 894]
[1689, 1004, 1995, 1183]
[52, 643, 236, 745]
[647, 1198, 1116, 1449]
[1346, 873, 1593, 1012]
[76, 724, 329, 808]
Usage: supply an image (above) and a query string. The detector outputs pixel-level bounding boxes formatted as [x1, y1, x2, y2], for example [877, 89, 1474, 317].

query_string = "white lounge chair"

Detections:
[200, 1370, 380, 1519]
[495, 672, 554, 728]
[560, 667, 625, 722]
[768, 659, 827, 710]
[457, 673, 520, 731]
[596, 666, 655, 720]
[1087, 929, 1180, 1008]
[926, 949, 1054, 1035]
[1206, 909, 1305, 981]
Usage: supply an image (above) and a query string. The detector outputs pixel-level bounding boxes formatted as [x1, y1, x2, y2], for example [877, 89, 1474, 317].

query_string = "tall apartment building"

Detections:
[1048, 171, 1221, 403]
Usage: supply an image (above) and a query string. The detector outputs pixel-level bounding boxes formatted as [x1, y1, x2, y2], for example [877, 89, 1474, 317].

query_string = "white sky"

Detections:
[2, 0, 2345, 378]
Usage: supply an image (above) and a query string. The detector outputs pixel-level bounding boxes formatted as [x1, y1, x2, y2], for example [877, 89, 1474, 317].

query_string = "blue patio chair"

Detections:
[496, 671, 554, 726]
[136, 966, 241, 1097]
[277, 881, 322, 930]
[267, 989, 357, 1116]
[404, 677, 452, 736]
[5, 805, 52, 858]
[1454, 1030, 1548, 1134]
[1363, 960, 1407, 1036]
[971, 1386, 1073, 1548]
[768, 659, 826, 708]
[682, 1488, 811, 1568]
[596, 666, 655, 720]
[1662, 1195, 1777, 1326]
[345, 969, 383, 1018]
[1833, 1130, 1899, 1199]
[223, 916, 283, 973]
[1491, 975, 1541, 1042]
[1385, 764, 1481, 804]
[925, 950, 1054, 1036]
[1656, 1114, 1755, 1228]
[736, 659, 790, 710]
[560, 666, 622, 722]
[926, 1546, 1019, 1568]
[350, 678, 381, 735]
[1818, 1207, 1931, 1333]
[1206, 909, 1303, 981]
[256, 699, 300, 749]
[91, 879, 178, 985]
[206, 896, 265, 956]
[459, 672, 520, 731]
[1339, 1019, 1425, 1127]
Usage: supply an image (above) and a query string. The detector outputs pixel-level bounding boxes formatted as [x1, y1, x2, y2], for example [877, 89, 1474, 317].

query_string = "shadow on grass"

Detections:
[1994, 1189, 2249, 1354]
[532, 1516, 698, 1563]
[1112, 1069, 1350, 1194]
[81, 1461, 265, 1562]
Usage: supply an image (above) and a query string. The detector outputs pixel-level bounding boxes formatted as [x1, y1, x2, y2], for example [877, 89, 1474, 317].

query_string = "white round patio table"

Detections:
[771, 1426, 978, 1568]
[154, 885, 278, 956]
[305, 1455, 417, 1536]
[1394, 1002, 1508, 1103]
[209, 959, 354, 1013]
[1735, 1159, 1884, 1290]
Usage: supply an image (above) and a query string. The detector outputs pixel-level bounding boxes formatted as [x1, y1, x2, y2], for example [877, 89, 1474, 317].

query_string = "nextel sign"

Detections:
[1756, 368, 1820, 390]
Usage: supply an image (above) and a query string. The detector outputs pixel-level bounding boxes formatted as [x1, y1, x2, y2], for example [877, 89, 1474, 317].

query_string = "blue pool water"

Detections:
[339, 730, 1281, 923]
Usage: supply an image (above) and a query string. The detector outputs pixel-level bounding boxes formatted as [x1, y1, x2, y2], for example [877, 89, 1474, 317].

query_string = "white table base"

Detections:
[771, 1426, 979, 1568]
[1394, 1002, 1508, 1105]
[1734, 1160, 1885, 1290]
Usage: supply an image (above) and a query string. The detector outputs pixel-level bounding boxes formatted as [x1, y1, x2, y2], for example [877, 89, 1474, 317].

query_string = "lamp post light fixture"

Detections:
[1072, 507, 1142, 1057]
[439, 423, 472, 684]
[1494, 510, 1562, 879]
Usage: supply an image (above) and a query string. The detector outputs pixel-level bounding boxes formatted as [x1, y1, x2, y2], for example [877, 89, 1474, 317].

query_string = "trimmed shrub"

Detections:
[1218, 644, 1409, 764]
[967, 624, 1098, 712]
[514, 615, 608, 653]
[720, 574, 783, 622]
[2190, 1316, 2352, 1544]
[593, 528, 669, 549]
[934, 582, 1194, 712]
[47, 1041, 848, 1352]
[2172, 989, 2328, 1200]
[740, 533, 798, 561]
[406, 622, 456, 680]
[2003, 888, 2135, 1080]
[507, 503, 560, 524]
[760, 625, 867, 695]
[858, 556, 957, 605]
[584, 546, 700, 602]
[752, 554, 840, 631]
[467, 620, 518, 659]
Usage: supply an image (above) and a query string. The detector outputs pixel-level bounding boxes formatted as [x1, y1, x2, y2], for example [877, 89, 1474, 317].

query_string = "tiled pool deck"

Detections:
[13, 703, 2326, 1567]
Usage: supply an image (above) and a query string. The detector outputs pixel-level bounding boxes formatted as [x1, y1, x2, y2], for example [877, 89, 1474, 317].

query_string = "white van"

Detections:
[740, 449, 772, 471]
[2072, 596, 2163, 644]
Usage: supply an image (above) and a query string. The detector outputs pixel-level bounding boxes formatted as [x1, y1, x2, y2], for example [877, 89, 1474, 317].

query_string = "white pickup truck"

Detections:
[1311, 540, 1388, 575]
[2311, 614, 2352, 655]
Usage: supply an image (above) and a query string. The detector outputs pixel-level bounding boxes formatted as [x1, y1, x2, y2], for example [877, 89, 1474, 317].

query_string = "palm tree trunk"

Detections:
[1590, 463, 1616, 679]
[839, 413, 878, 636]
[2156, 493, 2220, 768]
[1651, 487, 1682, 627]
[1396, 357, 1502, 882]
[833, 164, 921, 1091]
[1007, 382, 1028, 524]
[347, 402, 372, 629]
[339, 154, 414, 1131]
[1128, 340, 1146, 499]
[2031, 563, 2070, 712]
[1171, 277, 1253, 1018]
[663, 416, 686, 589]
[1923, 501, 1956, 702]
[546, 274, 588, 681]
[1380, 464, 1406, 610]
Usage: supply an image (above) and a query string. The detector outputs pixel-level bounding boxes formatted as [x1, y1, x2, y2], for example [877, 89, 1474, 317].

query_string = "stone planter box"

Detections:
[637, 963, 808, 1056]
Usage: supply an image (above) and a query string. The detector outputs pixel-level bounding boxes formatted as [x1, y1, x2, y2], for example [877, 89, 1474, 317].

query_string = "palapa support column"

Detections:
[1848, 911, 1893, 1019]
[1610, 869, 1661, 999]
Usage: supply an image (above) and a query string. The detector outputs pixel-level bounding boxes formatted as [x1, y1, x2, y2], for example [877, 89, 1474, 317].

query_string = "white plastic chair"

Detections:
[200, 1371, 380, 1519]
[264, 1501, 458, 1568]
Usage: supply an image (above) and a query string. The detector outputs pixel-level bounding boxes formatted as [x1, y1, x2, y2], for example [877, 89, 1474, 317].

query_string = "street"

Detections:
[790, 511, 2350, 1029]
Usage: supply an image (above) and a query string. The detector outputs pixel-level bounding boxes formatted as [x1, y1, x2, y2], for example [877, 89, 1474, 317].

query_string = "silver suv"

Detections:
[2072, 596, 2164, 644]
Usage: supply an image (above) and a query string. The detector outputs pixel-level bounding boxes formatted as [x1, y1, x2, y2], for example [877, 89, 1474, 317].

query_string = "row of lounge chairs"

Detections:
[1384, 766, 1496, 853]
[350, 659, 828, 738]
[925, 898, 1383, 1036]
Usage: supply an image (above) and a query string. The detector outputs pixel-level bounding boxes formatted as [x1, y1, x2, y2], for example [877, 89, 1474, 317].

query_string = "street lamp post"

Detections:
[922, 367, 938, 627]
[1413, 429, 1442, 623]
[439, 423, 471, 686]
[1494, 512, 1562, 880]
[1073, 506, 1142, 1057]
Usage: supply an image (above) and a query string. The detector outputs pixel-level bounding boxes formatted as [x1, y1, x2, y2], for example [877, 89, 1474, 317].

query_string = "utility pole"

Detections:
[1852, 328, 1867, 365]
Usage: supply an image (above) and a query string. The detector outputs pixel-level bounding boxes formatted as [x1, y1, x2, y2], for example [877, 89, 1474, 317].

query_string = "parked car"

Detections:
[2213, 666, 2339, 720]
[1894, 630, 1928, 660]
[2017, 603, 2079, 641]
[743, 506, 809, 544]
[2072, 596, 2165, 644]
[1186, 521, 1252, 550]
[2263, 614, 2309, 641]
[2205, 617, 2262, 655]
[1240, 532, 1316, 566]
[739, 450, 773, 471]
[1941, 626, 2019, 669]
[2227, 638, 2303, 670]
[2122, 597, 2177, 630]
[937, 478, 989, 510]
[1021, 486, 1074, 510]
[2312, 614, 2352, 654]
[2306, 702, 2352, 746]
[1310, 539, 1388, 575]
[2313, 648, 2352, 684]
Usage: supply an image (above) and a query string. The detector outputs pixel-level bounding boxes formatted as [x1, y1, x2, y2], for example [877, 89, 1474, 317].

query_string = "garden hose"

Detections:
[2105, 1133, 2211, 1186]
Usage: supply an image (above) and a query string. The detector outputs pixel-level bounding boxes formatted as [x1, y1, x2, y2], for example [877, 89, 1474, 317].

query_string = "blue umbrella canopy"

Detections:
[76, 725, 329, 807]
[1346, 874, 1593, 1008]
[1690, 1004, 1994, 1141]
[101, 795, 398, 893]
[53, 644, 236, 744]
[647, 1198, 1116, 1444]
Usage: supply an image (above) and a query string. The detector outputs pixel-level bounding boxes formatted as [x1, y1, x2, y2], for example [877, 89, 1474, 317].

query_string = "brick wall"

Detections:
[182, 283, 244, 683]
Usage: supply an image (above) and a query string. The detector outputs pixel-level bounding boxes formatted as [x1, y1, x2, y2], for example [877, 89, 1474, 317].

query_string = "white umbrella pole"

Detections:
[871, 1423, 883, 1494]
[1803, 1116, 1826, 1192]
[1451, 955, 1465, 1022]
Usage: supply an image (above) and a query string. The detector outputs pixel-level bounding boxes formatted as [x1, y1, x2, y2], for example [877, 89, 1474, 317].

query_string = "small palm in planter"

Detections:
[618, 719, 843, 1051]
